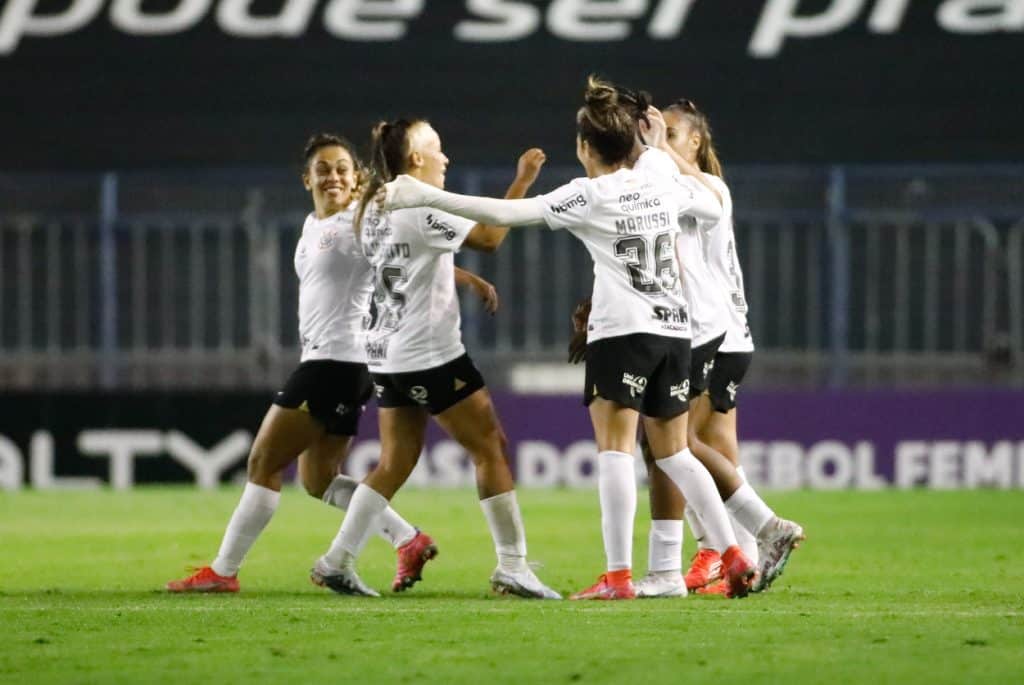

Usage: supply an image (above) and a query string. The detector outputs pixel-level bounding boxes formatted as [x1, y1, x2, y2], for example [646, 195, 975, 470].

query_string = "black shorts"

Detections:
[584, 333, 691, 419]
[689, 333, 726, 398]
[273, 360, 372, 436]
[372, 353, 486, 415]
[706, 352, 753, 413]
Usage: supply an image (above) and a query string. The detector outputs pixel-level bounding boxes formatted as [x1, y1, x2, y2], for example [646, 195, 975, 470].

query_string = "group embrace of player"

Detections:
[167, 76, 804, 601]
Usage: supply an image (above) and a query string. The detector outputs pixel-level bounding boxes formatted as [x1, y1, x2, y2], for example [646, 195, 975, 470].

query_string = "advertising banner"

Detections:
[1, 2, 1022, 169]
[1, 389, 1022, 491]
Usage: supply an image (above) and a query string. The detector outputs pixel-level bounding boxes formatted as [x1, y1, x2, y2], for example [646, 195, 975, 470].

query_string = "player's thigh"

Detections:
[434, 388, 508, 462]
[248, 404, 325, 477]
[687, 393, 715, 443]
[297, 434, 353, 497]
[588, 397, 641, 454]
[641, 411, 689, 459]
[699, 406, 740, 465]
[378, 405, 430, 468]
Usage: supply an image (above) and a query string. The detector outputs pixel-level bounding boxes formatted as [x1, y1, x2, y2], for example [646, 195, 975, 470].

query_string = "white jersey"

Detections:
[360, 205, 476, 373]
[294, 205, 373, 364]
[703, 174, 754, 353]
[633, 150, 731, 347]
[537, 149, 721, 343]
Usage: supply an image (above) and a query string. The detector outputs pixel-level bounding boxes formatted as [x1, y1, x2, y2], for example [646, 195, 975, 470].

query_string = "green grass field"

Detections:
[1, 488, 1022, 684]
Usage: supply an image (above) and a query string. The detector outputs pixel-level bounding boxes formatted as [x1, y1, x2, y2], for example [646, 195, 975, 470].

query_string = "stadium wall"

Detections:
[2, 390, 1023, 491]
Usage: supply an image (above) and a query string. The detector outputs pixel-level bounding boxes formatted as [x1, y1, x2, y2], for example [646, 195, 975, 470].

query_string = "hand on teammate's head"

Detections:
[639, 106, 667, 149]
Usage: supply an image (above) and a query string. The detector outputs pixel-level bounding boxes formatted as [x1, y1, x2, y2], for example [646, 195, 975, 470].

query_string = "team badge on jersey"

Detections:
[318, 230, 338, 251]
[621, 373, 648, 398]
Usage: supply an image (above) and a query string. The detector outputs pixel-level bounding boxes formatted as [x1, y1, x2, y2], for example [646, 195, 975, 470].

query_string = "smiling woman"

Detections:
[165, 132, 437, 597]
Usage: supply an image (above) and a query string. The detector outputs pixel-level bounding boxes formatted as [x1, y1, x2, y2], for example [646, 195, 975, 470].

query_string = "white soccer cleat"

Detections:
[310, 557, 380, 597]
[753, 517, 805, 592]
[633, 571, 688, 598]
[490, 566, 562, 600]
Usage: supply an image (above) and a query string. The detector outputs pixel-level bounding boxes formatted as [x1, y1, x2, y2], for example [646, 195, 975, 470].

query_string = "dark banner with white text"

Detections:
[1, 1, 1023, 169]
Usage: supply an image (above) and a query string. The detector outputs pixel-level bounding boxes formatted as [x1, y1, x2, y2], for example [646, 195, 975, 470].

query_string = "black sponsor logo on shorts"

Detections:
[425, 213, 457, 241]
[549, 194, 586, 214]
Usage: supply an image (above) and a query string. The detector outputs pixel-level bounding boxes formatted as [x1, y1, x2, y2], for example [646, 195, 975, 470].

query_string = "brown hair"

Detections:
[664, 99, 723, 178]
[576, 76, 643, 167]
[355, 118, 426, 234]
[302, 132, 358, 170]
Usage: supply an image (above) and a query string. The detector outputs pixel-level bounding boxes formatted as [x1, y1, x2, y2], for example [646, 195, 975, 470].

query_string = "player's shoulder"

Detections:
[702, 172, 730, 197]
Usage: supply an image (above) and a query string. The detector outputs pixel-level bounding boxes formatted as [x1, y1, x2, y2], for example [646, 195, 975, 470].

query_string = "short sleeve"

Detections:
[420, 209, 477, 252]
[537, 178, 593, 230]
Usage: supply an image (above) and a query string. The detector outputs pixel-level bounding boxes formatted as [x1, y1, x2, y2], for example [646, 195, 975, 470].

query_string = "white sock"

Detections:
[322, 475, 417, 549]
[729, 466, 759, 562]
[724, 483, 775, 538]
[598, 451, 636, 572]
[480, 490, 528, 573]
[731, 512, 759, 565]
[322, 484, 389, 569]
[647, 519, 683, 573]
[684, 504, 710, 550]
[655, 448, 737, 553]
[211, 482, 281, 577]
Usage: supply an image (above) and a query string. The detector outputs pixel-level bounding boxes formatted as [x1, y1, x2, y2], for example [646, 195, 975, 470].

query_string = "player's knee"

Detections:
[301, 475, 329, 499]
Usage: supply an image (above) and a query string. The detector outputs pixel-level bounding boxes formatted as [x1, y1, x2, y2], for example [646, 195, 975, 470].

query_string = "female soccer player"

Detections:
[166, 133, 496, 594]
[377, 78, 761, 600]
[308, 120, 561, 599]
[631, 102, 804, 597]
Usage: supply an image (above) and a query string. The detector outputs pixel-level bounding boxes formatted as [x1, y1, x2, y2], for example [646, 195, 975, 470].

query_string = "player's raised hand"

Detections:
[515, 148, 547, 187]
[471, 274, 500, 315]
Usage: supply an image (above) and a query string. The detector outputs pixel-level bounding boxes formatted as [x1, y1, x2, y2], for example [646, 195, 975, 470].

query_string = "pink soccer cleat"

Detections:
[391, 531, 438, 592]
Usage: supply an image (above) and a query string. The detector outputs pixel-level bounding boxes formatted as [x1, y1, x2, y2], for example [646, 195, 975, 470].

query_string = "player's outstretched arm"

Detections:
[384, 175, 547, 229]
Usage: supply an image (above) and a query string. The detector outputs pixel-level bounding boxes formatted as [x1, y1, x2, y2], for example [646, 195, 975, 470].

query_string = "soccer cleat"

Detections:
[310, 558, 380, 597]
[634, 571, 687, 598]
[490, 566, 562, 599]
[695, 580, 728, 596]
[753, 517, 805, 592]
[684, 548, 723, 590]
[166, 566, 239, 593]
[721, 545, 756, 599]
[392, 530, 438, 592]
[569, 572, 636, 600]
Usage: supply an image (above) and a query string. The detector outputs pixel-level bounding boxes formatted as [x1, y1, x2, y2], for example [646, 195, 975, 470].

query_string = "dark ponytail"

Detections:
[576, 75, 641, 166]
[355, 118, 424, 236]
